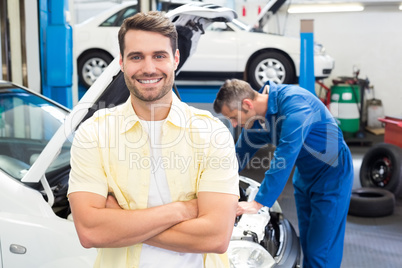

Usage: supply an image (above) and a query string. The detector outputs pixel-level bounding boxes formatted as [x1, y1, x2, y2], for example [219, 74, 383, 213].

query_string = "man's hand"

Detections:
[236, 200, 264, 216]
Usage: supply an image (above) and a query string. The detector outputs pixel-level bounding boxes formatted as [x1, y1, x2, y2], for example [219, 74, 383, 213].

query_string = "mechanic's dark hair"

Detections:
[118, 11, 178, 57]
[213, 79, 257, 113]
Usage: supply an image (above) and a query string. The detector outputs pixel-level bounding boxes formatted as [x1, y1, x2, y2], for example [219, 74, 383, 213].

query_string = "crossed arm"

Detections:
[69, 191, 238, 254]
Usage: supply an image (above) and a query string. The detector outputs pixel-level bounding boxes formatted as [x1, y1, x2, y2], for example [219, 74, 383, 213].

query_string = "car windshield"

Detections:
[0, 87, 71, 182]
[205, 19, 248, 33]
[100, 5, 138, 26]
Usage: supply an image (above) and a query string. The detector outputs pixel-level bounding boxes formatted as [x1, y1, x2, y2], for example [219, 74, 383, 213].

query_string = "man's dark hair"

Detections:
[118, 11, 178, 57]
[213, 79, 257, 113]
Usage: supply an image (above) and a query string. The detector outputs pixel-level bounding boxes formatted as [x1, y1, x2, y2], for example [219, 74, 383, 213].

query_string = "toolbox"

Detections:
[378, 116, 402, 148]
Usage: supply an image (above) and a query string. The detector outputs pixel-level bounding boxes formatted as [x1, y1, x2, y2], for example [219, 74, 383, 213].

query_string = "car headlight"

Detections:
[314, 42, 326, 55]
[228, 240, 275, 268]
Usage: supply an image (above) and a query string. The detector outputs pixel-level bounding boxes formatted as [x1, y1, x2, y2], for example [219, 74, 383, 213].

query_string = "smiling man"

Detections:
[68, 11, 239, 268]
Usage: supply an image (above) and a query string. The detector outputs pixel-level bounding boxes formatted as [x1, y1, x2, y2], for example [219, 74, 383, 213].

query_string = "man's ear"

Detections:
[119, 54, 124, 72]
[174, 49, 180, 70]
[242, 99, 253, 111]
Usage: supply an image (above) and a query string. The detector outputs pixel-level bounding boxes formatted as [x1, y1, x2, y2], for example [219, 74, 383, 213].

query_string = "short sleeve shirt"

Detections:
[68, 94, 239, 268]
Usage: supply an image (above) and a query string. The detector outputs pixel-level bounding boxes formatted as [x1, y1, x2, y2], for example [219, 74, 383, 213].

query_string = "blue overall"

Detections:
[236, 81, 354, 267]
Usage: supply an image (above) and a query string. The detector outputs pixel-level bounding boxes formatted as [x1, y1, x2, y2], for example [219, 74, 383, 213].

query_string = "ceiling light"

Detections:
[288, 3, 364, 14]
[399, 4, 402, 10]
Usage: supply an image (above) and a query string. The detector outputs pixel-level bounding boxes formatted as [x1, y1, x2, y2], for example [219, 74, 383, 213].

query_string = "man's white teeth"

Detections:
[139, 78, 161, 84]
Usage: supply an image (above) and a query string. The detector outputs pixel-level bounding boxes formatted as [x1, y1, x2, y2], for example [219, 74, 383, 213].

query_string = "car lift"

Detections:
[1, 0, 73, 108]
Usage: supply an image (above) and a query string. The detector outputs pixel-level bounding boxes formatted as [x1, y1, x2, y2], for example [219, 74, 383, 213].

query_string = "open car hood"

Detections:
[168, 2, 237, 72]
[21, 3, 237, 189]
[245, 0, 286, 32]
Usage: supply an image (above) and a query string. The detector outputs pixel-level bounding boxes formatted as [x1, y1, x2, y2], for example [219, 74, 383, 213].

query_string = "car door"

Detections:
[0, 210, 96, 268]
[181, 22, 238, 72]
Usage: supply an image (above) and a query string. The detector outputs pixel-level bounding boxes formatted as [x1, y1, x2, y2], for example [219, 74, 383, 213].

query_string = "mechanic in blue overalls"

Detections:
[213, 79, 354, 267]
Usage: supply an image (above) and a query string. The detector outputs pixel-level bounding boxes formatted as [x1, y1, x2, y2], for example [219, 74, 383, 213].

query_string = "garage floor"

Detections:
[188, 100, 402, 268]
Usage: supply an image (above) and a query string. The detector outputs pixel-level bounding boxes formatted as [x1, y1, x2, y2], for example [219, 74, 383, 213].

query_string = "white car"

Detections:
[75, 1, 334, 89]
[0, 80, 97, 267]
[0, 4, 300, 267]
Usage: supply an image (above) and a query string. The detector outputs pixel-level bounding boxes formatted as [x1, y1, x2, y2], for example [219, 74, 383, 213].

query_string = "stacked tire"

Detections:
[348, 187, 395, 217]
[349, 143, 402, 217]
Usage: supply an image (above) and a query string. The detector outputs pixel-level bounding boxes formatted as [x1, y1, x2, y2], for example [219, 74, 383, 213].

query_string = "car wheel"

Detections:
[348, 187, 395, 217]
[78, 51, 114, 88]
[360, 143, 402, 197]
[247, 51, 295, 90]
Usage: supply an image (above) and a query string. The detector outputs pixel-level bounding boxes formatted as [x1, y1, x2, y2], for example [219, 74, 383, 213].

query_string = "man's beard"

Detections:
[124, 72, 174, 102]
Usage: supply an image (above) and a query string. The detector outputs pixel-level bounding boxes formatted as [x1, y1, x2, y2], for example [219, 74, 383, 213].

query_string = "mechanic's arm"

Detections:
[68, 192, 198, 249]
[144, 191, 238, 254]
[254, 96, 315, 208]
[238, 96, 316, 214]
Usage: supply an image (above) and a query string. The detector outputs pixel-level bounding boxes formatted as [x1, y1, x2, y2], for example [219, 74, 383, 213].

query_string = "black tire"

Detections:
[360, 143, 402, 197]
[247, 51, 295, 90]
[78, 51, 114, 88]
[348, 187, 395, 217]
